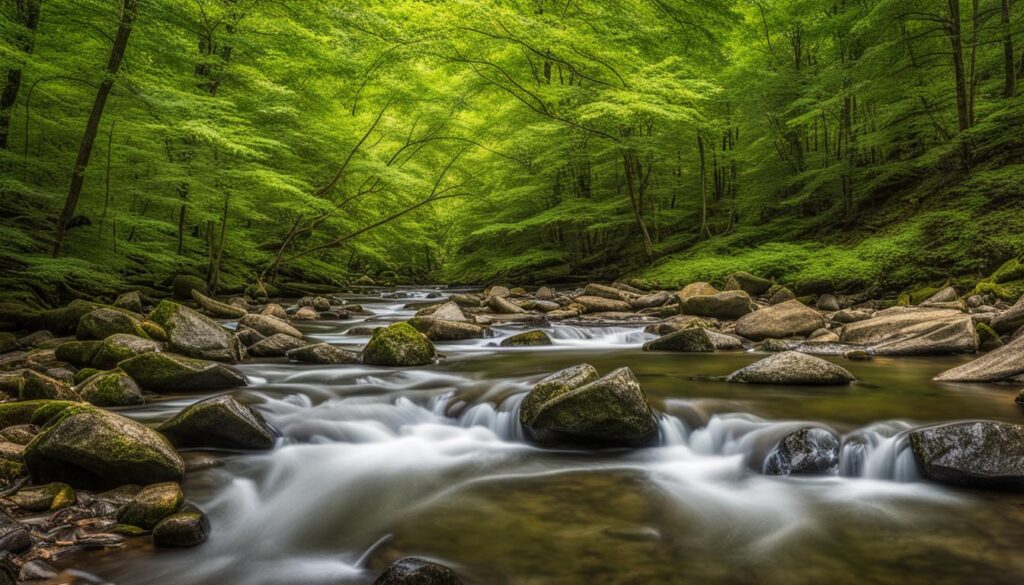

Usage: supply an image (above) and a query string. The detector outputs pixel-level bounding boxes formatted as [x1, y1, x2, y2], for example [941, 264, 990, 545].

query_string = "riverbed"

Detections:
[60, 288, 1024, 585]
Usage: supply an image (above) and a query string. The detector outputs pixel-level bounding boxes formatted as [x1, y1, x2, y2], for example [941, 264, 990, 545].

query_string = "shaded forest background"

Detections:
[2, 0, 1023, 306]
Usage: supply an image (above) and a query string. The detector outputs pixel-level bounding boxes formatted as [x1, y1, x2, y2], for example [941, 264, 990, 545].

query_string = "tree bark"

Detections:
[52, 0, 139, 257]
[948, 0, 971, 132]
[622, 151, 655, 263]
[0, 0, 43, 151]
[1003, 0, 1016, 97]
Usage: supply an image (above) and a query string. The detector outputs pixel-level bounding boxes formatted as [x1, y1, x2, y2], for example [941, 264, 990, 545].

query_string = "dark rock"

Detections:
[500, 330, 552, 347]
[0, 511, 30, 553]
[362, 323, 436, 367]
[234, 327, 265, 348]
[152, 511, 210, 547]
[910, 421, 1024, 488]
[172, 275, 208, 300]
[767, 286, 796, 305]
[374, 557, 462, 585]
[54, 340, 102, 367]
[120, 352, 245, 393]
[286, 343, 360, 365]
[816, 294, 841, 312]
[10, 482, 75, 512]
[19, 560, 58, 582]
[116, 482, 183, 529]
[726, 352, 856, 385]
[764, 428, 840, 475]
[642, 327, 715, 352]
[158, 394, 274, 450]
[76, 369, 144, 407]
[114, 290, 144, 313]
[723, 271, 772, 295]
[248, 333, 308, 357]
[77, 308, 148, 340]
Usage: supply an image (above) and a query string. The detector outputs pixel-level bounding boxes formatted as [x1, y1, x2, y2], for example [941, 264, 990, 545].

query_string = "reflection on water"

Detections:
[60, 290, 1024, 585]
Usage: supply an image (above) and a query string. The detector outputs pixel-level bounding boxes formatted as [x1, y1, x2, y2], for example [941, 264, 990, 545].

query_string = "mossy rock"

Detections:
[374, 557, 463, 585]
[976, 322, 1004, 351]
[54, 340, 103, 368]
[119, 352, 246, 393]
[32, 300, 104, 335]
[76, 369, 144, 407]
[148, 301, 241, 363]
[9, 482, 75, 512]
[94, 334, 163, 369]
[76, 308, 149, 341]
[152, 510, 210, 547]
[991, 258, 1024, 284]
[24, 404, 184, 488]
[723, 271, 773, 295]
[642, 327, 715, 352]
[0, 401, 76, 429]
[0, 425, 39, 446]
[116, 482, 183, 529]
[499, 330, 552, 347]
[20, 371, 79, 402]
[244, 283, 268, 302]
[140, 321, 168, 342]
[158, 394, 274, 450]
[974, 279, 1024, 303]
[0, 333, 17, 354]
[906, 286, 942, 306]
[172, 275, 208, 301]
[362, 322, 436, 367]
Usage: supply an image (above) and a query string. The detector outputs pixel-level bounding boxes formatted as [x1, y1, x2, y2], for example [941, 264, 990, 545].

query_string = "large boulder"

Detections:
[191, 290, 247, 319]
[116, 482, 183, 529]
[642, 327, 715, 352]
[425, 301, 469, 323]
[764, 428, 840, 475]
[119, 352, 246, 393]
[149, 301, 241, 362]
[248, 333, 308, 357]
[172, 275, 208, 300]
[238, 313, 303, 339]
[362, 322, 436, 367]
[158, 394, 274, 450]
[408, 317, 488, 341]
[573, 296, 632, 313]
[734, 300, 824, 341]
[933, 335, 1024, 382]
[75, 369, 144, 407]
[20, 370, 78, 401]
[726, 352, 855, 385]
[487, 295, 526, 314]
[989, 296, 1024, 334]
[499, 330, 552, 347]
[76, 308, 148, 341]
[53, 340, 102, 368]
[521, 366, 657, 446]
[839, 307, 978, 355]
[24, 404, 184, 488]
[374, 558, 462, 585]
[630, 292, 671, 310]
[909, 421, 1024, 488]
[93, 334, 163, 369]
[677, 282, 718, 300]
[723, 271, 772, 295]
[678, 291, 755, 320]
[285, 343, 359, 365]
[519, 364, 599, 426]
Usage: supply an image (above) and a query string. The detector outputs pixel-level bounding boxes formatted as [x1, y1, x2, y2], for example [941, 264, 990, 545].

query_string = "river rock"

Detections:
[630, 292, 671, 310]
[25, 404, 184, 488]
[989, 295, 1024, 334]
[678, 290, 755, 320]
[191, 290, 247, 319]
[0, 425, 38, 445]
[574, 295, 632, 313]
[839, 307, 978, 355]
[76, 369, 144, 407]
[293, 307, 319, 320]
[816, 294, 841, 312]
[114, 291, 144, 313]
[238, 313, 303, 339]
[20, 370, 78, 401]
[520, 364, 600, 426]
[234, 327, 265, 348]
[832, 308, 872, 324]
[374, 557, 462, 585]
[261, 303, 289, 320]
[734, 300, 824, 341]
[764, 428, 840, 475]
[536, 287, 555, 300]
[77, 308, 148, 340]
[149, 301, 241, 362]
[909, 421, 1024, 488]
[362, 322, 436, 367]
[487, 295, 526, 314]
[120, 352, 246, 393]
[583, 283, 627, 301]
[768, 286, 796, 305]
[286, 343, 360, 365]
[158, 394, 274, 450]
[500, 330, 552, 347]
[408, 317, 488, 341]
[677, 282, 719, 301]
[153, 511, 210, 547]
[0, 511, 30, 553]
[642, 327, 715, 352]
[116, 482, 184, 529]
[172, 275, 208, 300]
[644, 315, 710, 336]
[726, 352, 855, 385]
[933, 335, 1024, 382]
[707, 330, 745, 350]
[94, 333, 163, 368]
[723, 271, 772, 295]
[522, 366, 657, 446]
[427, 301, 469, 322]
[248, 333, 308, 357]
[53, 340, 102, 367]
[9, 482, 75, 512]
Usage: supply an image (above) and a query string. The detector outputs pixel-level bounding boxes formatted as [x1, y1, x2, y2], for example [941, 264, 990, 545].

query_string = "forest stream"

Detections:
[50, 288, 1024, 585]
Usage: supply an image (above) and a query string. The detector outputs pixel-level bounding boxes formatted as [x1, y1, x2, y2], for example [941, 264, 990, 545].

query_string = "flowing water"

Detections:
[61, 289, 1024, 585]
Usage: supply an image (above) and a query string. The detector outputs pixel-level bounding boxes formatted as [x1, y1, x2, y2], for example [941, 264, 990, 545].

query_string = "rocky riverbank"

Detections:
[0, 271, 1022, 582]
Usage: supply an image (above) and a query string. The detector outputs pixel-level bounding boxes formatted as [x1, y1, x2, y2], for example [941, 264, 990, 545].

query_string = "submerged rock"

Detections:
[25, 404, 184, 488]
[158, 394, 274, 450]
[286, 343, 360, 365]
[933, 335, 1024, 382]
[500, 330, 552, 347]
[119, 352, 246, 393]
[362, 322, 436, 367]
[153, 511, 210, 547]
[726, 352, 855, 385]
[764, 428, 840, 475]
[642, 327, 715, 352]
[374, 557, 462, 585]
[117, 482, 183, 529]
[734, 300, 824, 341]
[149, 301, 242, 363]
[909, 421, 1024, 488]
[522, 366, 657, 446]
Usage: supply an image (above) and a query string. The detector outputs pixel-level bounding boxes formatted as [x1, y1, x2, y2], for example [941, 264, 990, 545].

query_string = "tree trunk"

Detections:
[698, 133, 711, 239]
[621, 151, 655, 263]
[176, 182, 188, 255]
[52, 0, 139, 257]
[0, 0, 43, 151]
[948, 0, 971, 132]
[1003, 0, 1016, 97]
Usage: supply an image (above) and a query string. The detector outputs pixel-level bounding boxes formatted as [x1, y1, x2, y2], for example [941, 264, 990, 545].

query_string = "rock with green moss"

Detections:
[519, 364, 599, 426]
[245, 283, 269, 302]
[119, 352, 246, 393]
[362, 323, 436, 367]
[93, 334, 163, 369]
[723, 271, 773, 295]
[20, 370, 78, 401]
[0, 401, 76, 429]
[152, 510, 209, 547]
[148, 301, 241, 363]
[0, 334, 16, 354]
[642, 327, 715, 352]
[114, 290, 144, 313]
[76, 369, 144, 407]
[76, 308, 149, 341]
[158, 394, 274, 450]
[522, 366, 657, 446]
[768, 286, 796, 305]
[116, 482, 183, 529]
[25, 404, 184, 488]
[975, 322, 1003, 351]
[172, 275, 208, 301]
[990, 295, 1024, 334]
[727, 352, 855, 385]
[10, 482, 75, 512]
[408, 317, 488, 341]
[735, 299, 825, 341]
[0, 460, 25, 483]
[247, 333, 308, 357]
[285, 343, 360, 365]
[54, 340, 103, 368]
[500, 330, 552, 347]
[678, 290, 755, 320]
[140, 321, 168, 341]
[0, 425, 38, 446]
[33, 300, 104, 335]
[191, 290, 247, 319]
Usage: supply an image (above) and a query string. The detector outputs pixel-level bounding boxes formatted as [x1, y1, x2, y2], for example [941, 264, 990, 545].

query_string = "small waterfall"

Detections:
[548, 325, 653, 346]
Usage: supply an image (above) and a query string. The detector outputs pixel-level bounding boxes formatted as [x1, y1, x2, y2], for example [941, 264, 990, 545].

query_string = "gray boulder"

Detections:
[839, 307, 978, 355]
[734, 300, 824, 341]
[764, 428, 840, 475]
[408, 317, 488, 341]
[120, 352, 246, 393]
[158, 394, 274, 450]
[630, 292, 671, 310]
[114, 291, 144, 313]
[910, 421, 1024, 488]
[94, 334, 163, 369]
[149, 301, 241, 362]
[75, 369, 144, 407]
[238, 313, 303, 339]
[77, 308, 148, 341]
[727, 352, 855, 385]
[642, 327, 715, 352]
[286, 343, 360, 365]
[933, 335, 1024, 382]
[248, 333, 308, 357]
[816, 294, 841, 312]
[582, 283, 627, 301]
[678, 291, 755, 320]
